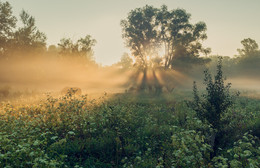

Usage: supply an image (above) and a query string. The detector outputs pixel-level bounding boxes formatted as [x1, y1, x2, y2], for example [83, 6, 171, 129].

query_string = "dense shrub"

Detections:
[192, 57, 238, 130]
[192, 57, 243, 157]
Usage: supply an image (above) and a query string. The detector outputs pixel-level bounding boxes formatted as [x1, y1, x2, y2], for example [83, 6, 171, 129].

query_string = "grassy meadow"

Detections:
[0, 87, 259, 168]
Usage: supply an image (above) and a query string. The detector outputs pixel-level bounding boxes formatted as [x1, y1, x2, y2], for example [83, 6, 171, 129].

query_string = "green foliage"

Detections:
[0, 93, 176, 167]
[192, 57, 238, 130]
[219, 97, 260, 149]
[0, 90, 259, 167]
[226, 133, 260, 168]
[212, 132, 260, 168]
[170, 127, 211, 168]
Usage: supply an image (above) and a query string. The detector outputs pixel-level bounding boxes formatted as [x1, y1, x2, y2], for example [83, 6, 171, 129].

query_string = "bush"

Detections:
[192, 57, 240, 157]
[192, 57, 238, 130]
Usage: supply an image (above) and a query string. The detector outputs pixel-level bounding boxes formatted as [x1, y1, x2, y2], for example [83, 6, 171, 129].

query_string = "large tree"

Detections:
[0, 1, 16, 58]
[121, 5, 210, 70]
[121, 5, 211, 94]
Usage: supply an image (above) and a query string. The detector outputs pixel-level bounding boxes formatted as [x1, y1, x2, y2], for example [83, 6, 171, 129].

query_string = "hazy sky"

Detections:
[7, 0, 260, 65]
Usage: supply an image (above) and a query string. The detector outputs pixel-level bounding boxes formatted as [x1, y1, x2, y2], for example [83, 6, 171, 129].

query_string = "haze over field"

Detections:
[0, 0, 260, 101]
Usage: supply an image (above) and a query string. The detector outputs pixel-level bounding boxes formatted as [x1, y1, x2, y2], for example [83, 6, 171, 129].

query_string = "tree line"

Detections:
[0, 1, 96, 66]
[1, 1, 260, 77]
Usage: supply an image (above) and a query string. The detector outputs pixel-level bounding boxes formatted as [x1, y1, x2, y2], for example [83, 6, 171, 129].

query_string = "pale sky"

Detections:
[7, 0, 260, 65]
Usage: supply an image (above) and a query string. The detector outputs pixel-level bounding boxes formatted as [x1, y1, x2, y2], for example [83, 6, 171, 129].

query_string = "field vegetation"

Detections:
[1, 59, 259, 167]
[0, 1, 259, 167]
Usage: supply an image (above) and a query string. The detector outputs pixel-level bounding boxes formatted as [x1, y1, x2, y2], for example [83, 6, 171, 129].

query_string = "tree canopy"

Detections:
[121, 5, 210, 70]
[13, 10, 47, 54]
[58, 35, 97, 65]
[236, 38, 260, 74]
[237, 38, 259, 57]
[121, 5, 159, 69]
